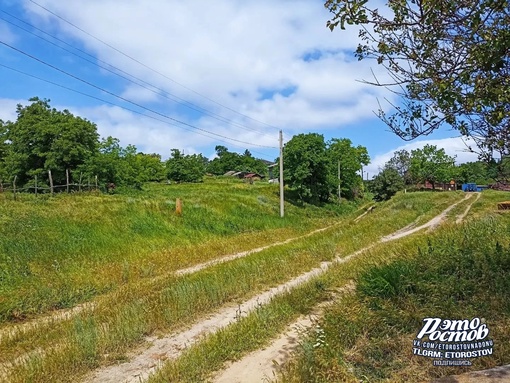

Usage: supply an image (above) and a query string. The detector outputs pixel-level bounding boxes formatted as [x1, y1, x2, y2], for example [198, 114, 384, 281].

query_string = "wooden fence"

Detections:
[0, 170, 105, 199]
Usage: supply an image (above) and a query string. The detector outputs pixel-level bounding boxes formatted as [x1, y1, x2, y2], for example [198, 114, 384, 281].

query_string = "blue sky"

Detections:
[0, 0, 478, 177]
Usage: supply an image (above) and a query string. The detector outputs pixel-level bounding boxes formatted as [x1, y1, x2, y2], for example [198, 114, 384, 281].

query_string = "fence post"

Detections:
[66, 169, 70, 193]
[48, 170, 54, 196]
[78, 172, 83, 193]
[13, 175, 17, 201]
[95, 175, 98, 192]
[35, 175, 38, 196]
[88, 177, 90, 192]
[176, 198, 183, 216]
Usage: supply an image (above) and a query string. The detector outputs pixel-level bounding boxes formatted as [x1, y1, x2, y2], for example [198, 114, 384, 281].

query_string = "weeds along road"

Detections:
[81, 194, 474, 383]
[1, 191, 470, 383]
[0, 219, 345, 343]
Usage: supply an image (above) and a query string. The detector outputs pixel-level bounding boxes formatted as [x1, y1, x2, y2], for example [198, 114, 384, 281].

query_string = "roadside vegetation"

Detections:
[278, 190, 510, 383]
[0, 178, 354, 323]
[0, 186, 463, 383]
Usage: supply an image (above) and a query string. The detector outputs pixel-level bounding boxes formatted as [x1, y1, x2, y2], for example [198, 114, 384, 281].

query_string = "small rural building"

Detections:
[419, 180, 456, 190]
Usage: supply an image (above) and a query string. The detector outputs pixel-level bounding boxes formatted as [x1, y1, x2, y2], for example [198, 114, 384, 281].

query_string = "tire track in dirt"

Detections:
[456, 192, 480, 224]
[0, 221, 344, 345]
[83, 195, 470, 383]
[211, 194, 475, 383]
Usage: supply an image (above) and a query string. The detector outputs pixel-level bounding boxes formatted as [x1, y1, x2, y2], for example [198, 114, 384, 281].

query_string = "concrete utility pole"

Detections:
[338, 159, 341, 200]
[279, 130, 284, 218]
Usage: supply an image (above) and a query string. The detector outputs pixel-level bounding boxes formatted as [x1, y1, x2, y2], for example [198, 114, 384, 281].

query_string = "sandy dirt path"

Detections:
[211, 194, 477, 383]
[456, 192, 481, 224]
[0, 221, 342, 344]
[83, 195, 470, 383]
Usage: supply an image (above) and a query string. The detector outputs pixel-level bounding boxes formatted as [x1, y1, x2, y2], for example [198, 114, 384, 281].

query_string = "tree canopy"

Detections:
[2, 97, 98, 185]
[325, 0, 510, 164]
[284, 133, 369, 203]
[206, 145, 268, 175]
[166, 149, 206, 183]
[369, 166, 404, 201]
[409, 145, 456, 189]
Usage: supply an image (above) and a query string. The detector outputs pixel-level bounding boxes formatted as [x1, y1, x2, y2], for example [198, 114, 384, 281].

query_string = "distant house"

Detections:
[418, 180, 456, 190]
[224, 171, 237, 176]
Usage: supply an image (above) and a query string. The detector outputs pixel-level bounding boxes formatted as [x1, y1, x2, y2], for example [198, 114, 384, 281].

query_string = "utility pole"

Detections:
[279, 130, 284, 218]
[338, 159, 341, 200]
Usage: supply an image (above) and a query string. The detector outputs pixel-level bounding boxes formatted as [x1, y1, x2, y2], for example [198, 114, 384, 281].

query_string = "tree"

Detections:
[457, 161, 491, 185]
[4, 97, 99, 185]
[284, 133, 331, 203]
[409, 145, 456, 189]
[207, 145, 267, 175]
[324, 0, 510, 164]
[0, 120, 8, 182]
[327, 138, 370, 199]
[166, 149, 206, 183]
[80, 137, 162, 188]
[386, 150, 413, 184]
[370, 167, 404, 201]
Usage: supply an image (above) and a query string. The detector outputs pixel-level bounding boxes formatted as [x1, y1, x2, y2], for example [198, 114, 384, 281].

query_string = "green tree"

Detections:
[134, 153, 165, 182]
[409, 145, 456, 189]
[324, 0, 510, 165]
[166, 149, 206, 183]
[207, 145, 267, 175]
[0, 120, 8, 182]
[4, 97, 99, 185]
[284, 133, 331, 203]
[386, 149, 413, 184]
[327, 138, 370, 199]
[457, 161, 491, 185]
[370, 167, 404, 201]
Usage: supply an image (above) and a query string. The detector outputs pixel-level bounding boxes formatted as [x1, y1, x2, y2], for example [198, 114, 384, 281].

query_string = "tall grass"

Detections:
[0, 180, 350, 322]
[279, 191, 510, 383]
[1, 189, 462, 382]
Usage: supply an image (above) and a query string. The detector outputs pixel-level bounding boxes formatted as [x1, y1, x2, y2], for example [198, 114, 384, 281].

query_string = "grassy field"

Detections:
[0, 181, 467, 383]
[0, 178, 351, 322]
[277, 190, 510, 383]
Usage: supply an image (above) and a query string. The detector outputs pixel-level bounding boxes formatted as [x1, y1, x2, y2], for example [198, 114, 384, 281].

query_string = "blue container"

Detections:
[462, 183, 477, 192]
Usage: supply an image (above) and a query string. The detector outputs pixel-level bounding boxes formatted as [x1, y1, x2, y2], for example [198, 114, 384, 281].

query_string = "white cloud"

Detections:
[0, 98, 24, 122]
[365, 137, 480, 178]
[18, 0, 393, 153]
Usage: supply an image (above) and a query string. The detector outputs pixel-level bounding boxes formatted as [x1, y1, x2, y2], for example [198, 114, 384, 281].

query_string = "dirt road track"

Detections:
[83, 194, 473, 383]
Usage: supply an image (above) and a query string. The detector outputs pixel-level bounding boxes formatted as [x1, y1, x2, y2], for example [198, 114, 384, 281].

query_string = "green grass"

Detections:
[0, 179, 351, 322]
[0, 188, 463, 383]
[278, 190, 510, 383]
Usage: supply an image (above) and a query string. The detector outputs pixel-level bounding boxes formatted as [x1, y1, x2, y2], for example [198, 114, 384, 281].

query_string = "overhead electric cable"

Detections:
[28, 0, 281, 131]
[0, 40, 277, 149]
[0, 10, 273, 137]
[0, 62, 275, 160]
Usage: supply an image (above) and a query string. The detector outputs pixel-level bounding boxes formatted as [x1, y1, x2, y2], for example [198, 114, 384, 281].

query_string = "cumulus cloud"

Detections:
[16, 0, 393, 156]
[0, 98, 24, 122]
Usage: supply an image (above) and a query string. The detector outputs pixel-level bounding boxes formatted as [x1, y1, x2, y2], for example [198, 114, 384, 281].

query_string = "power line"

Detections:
[0, 40, 278, 150]
[0, 62, 276, 161]
[27, 0, 281, 131]
[0, 10, 273, 137]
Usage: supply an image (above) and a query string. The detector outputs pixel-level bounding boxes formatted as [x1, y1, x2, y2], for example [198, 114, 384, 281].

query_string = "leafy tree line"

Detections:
[0, 98, 271, 190]
[369, 144, 508, 200]
[283, 133, 370, 203]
